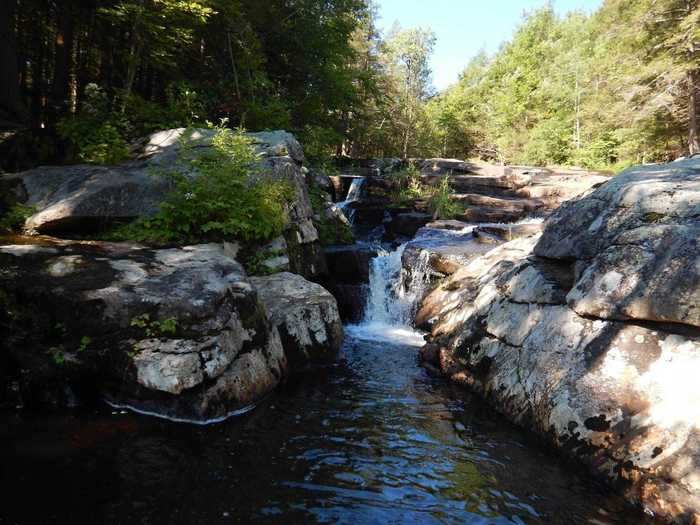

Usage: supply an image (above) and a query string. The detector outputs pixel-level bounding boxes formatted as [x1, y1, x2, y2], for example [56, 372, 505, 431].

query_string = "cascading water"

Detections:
[345, 217, 545, 346]
[346, 242, 432, 346]
[337, 177, 366, 224]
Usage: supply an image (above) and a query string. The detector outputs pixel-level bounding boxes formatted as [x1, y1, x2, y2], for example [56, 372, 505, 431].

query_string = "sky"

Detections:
[376, 0, 603, 91]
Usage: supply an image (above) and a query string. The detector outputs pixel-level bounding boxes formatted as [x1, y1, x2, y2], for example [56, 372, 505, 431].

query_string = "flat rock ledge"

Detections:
[0, 239, 342, 422]
[418, 158, 700, 523]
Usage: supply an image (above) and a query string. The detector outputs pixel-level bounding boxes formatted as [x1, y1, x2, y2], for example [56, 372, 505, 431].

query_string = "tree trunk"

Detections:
[0, 0, 26, 121]
[688, 69, 700, 155]
[50, 0, 75, 126]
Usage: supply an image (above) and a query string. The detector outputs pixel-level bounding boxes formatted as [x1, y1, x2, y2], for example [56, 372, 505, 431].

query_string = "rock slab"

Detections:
[420, 158, 700, 523]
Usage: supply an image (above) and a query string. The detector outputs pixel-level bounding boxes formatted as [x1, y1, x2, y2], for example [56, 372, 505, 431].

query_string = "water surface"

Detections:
[1, 332, 651, 524]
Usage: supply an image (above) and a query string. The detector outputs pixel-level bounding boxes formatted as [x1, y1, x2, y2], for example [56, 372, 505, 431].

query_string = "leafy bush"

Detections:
[389, 165, 430, 206]
[0, 203, 35, 233]
[57, 84, 129, 164]
[523, 118, 572, 166]
[58, 82, 207, 165]
[124, 82, 205, 137]
[427, 177, 462, 219]
[300, 125, 343, 163]
[572, 132, 620, 169]
[112, 124, 293, 244]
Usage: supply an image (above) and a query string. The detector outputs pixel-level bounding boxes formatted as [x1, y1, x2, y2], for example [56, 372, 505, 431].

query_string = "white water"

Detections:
[345, 242, 430, 347]
[346, 216, 546, 346]
[337, 177, 366, 224]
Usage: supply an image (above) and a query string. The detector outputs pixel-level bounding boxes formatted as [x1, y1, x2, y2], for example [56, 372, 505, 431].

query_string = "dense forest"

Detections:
[1, 0, 699, 171]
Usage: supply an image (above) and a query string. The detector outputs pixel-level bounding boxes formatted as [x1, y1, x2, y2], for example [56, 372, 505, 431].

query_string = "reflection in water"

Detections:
[0, 334, 650, 524]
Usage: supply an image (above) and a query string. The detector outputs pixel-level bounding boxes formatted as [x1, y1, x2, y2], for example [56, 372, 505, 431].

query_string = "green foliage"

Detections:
[57, 84, 129, 165]
[300, 125, 344, 164]
[388, 165, 431, 206]
[0, 203, 35, 233]
[47, 346, 66, 366]
[241, 248, 287, 276]
[524, 119, 573, 166]
[424, 2, 700, 167]
[112, 124, 293, 244]
[130, 314, 178, 337]
[427, 177, 462, 220]
[77, 336, 92, 353]
[572, 132, 620, 169]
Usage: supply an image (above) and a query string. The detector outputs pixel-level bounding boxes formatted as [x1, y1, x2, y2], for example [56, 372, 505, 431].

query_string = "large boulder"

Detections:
[2, 128, 327, 280]
[420, 158, 700, 523]
[250, 272, 343, 367]
[0, 240, 287, 422]
[535, 159, 700, 328]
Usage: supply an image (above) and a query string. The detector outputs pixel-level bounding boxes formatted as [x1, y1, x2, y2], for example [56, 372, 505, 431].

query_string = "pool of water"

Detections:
[0, 331, 651, 524]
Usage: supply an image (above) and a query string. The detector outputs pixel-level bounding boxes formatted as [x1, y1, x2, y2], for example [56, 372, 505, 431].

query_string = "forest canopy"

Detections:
[1, 0, 699, 170]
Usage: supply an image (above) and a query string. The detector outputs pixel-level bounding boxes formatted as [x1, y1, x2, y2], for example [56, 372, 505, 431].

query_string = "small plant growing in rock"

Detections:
[130, 314, 178, 337]
[77, 336, 92, 353]
[47, 346, 66, 365]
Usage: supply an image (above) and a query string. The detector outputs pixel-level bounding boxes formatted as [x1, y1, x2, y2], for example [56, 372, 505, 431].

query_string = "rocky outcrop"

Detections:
[418, 158, 700, 523]
[2, 128, 327, 280]
[250, 273, 343, 367]
[0, 240, 286, 421]
[0, 231, 347, 421]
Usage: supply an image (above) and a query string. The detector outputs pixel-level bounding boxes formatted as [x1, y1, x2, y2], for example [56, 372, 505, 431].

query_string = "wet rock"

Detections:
[384, 211, 432, 239]
[404, 226, 497, 277]
[250, 272, 343, 367]
[421, 157, 700, 522]
[0, 240, 287, 421]
[473, 222, 543, 242]
[327, 283, 367, 323]
[460, 206, 531, 223]
[424, 219, 471, 231]
[324, 244, 376, 284]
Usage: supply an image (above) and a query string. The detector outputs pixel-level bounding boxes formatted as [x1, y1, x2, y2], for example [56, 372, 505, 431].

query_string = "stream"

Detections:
[0, 240, 651, 524]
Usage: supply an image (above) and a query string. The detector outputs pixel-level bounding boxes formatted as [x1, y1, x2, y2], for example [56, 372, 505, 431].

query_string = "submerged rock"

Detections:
[419, 157, 700, 522]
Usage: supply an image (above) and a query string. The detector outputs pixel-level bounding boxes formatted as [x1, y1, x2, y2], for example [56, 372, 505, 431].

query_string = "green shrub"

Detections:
[427, 177, 462, 219]
[0, 203, 35, 233]
[300, 125, 343, 163]
[112, 124, 293, 244]
[389, 165, 429, 205]
[58, 118, 128, 165]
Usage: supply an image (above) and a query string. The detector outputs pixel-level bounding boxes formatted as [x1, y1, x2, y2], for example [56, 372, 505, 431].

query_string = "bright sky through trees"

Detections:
[376, 0, 603, 90]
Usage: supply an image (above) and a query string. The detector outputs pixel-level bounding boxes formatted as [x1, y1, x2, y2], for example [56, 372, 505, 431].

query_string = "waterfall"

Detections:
[345, 242, 430, 346]
[337, 177, 366, 224]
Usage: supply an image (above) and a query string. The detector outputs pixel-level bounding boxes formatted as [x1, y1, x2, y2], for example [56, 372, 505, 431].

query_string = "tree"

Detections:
[0, 0, 25, 122]
[382, 25, 436, 158]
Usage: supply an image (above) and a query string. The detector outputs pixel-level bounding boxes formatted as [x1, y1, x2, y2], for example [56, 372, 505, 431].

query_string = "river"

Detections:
[0, 242, 652, 524]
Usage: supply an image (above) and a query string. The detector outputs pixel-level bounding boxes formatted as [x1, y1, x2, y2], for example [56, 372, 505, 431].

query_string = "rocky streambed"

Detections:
[1, 133, 698, 523]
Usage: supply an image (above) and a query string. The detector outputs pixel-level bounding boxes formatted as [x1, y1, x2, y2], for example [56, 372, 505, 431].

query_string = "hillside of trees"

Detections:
[1, 0, 699, 171]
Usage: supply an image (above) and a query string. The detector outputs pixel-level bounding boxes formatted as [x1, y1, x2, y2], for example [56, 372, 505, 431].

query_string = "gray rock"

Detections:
[384, 211, 432, 239]
[250, 272, 343, 367]
[0, 240, 286, 421]
[419, 156, 700, 521]
[3, 128, 327, 279]
[536, 158, 700, 328]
